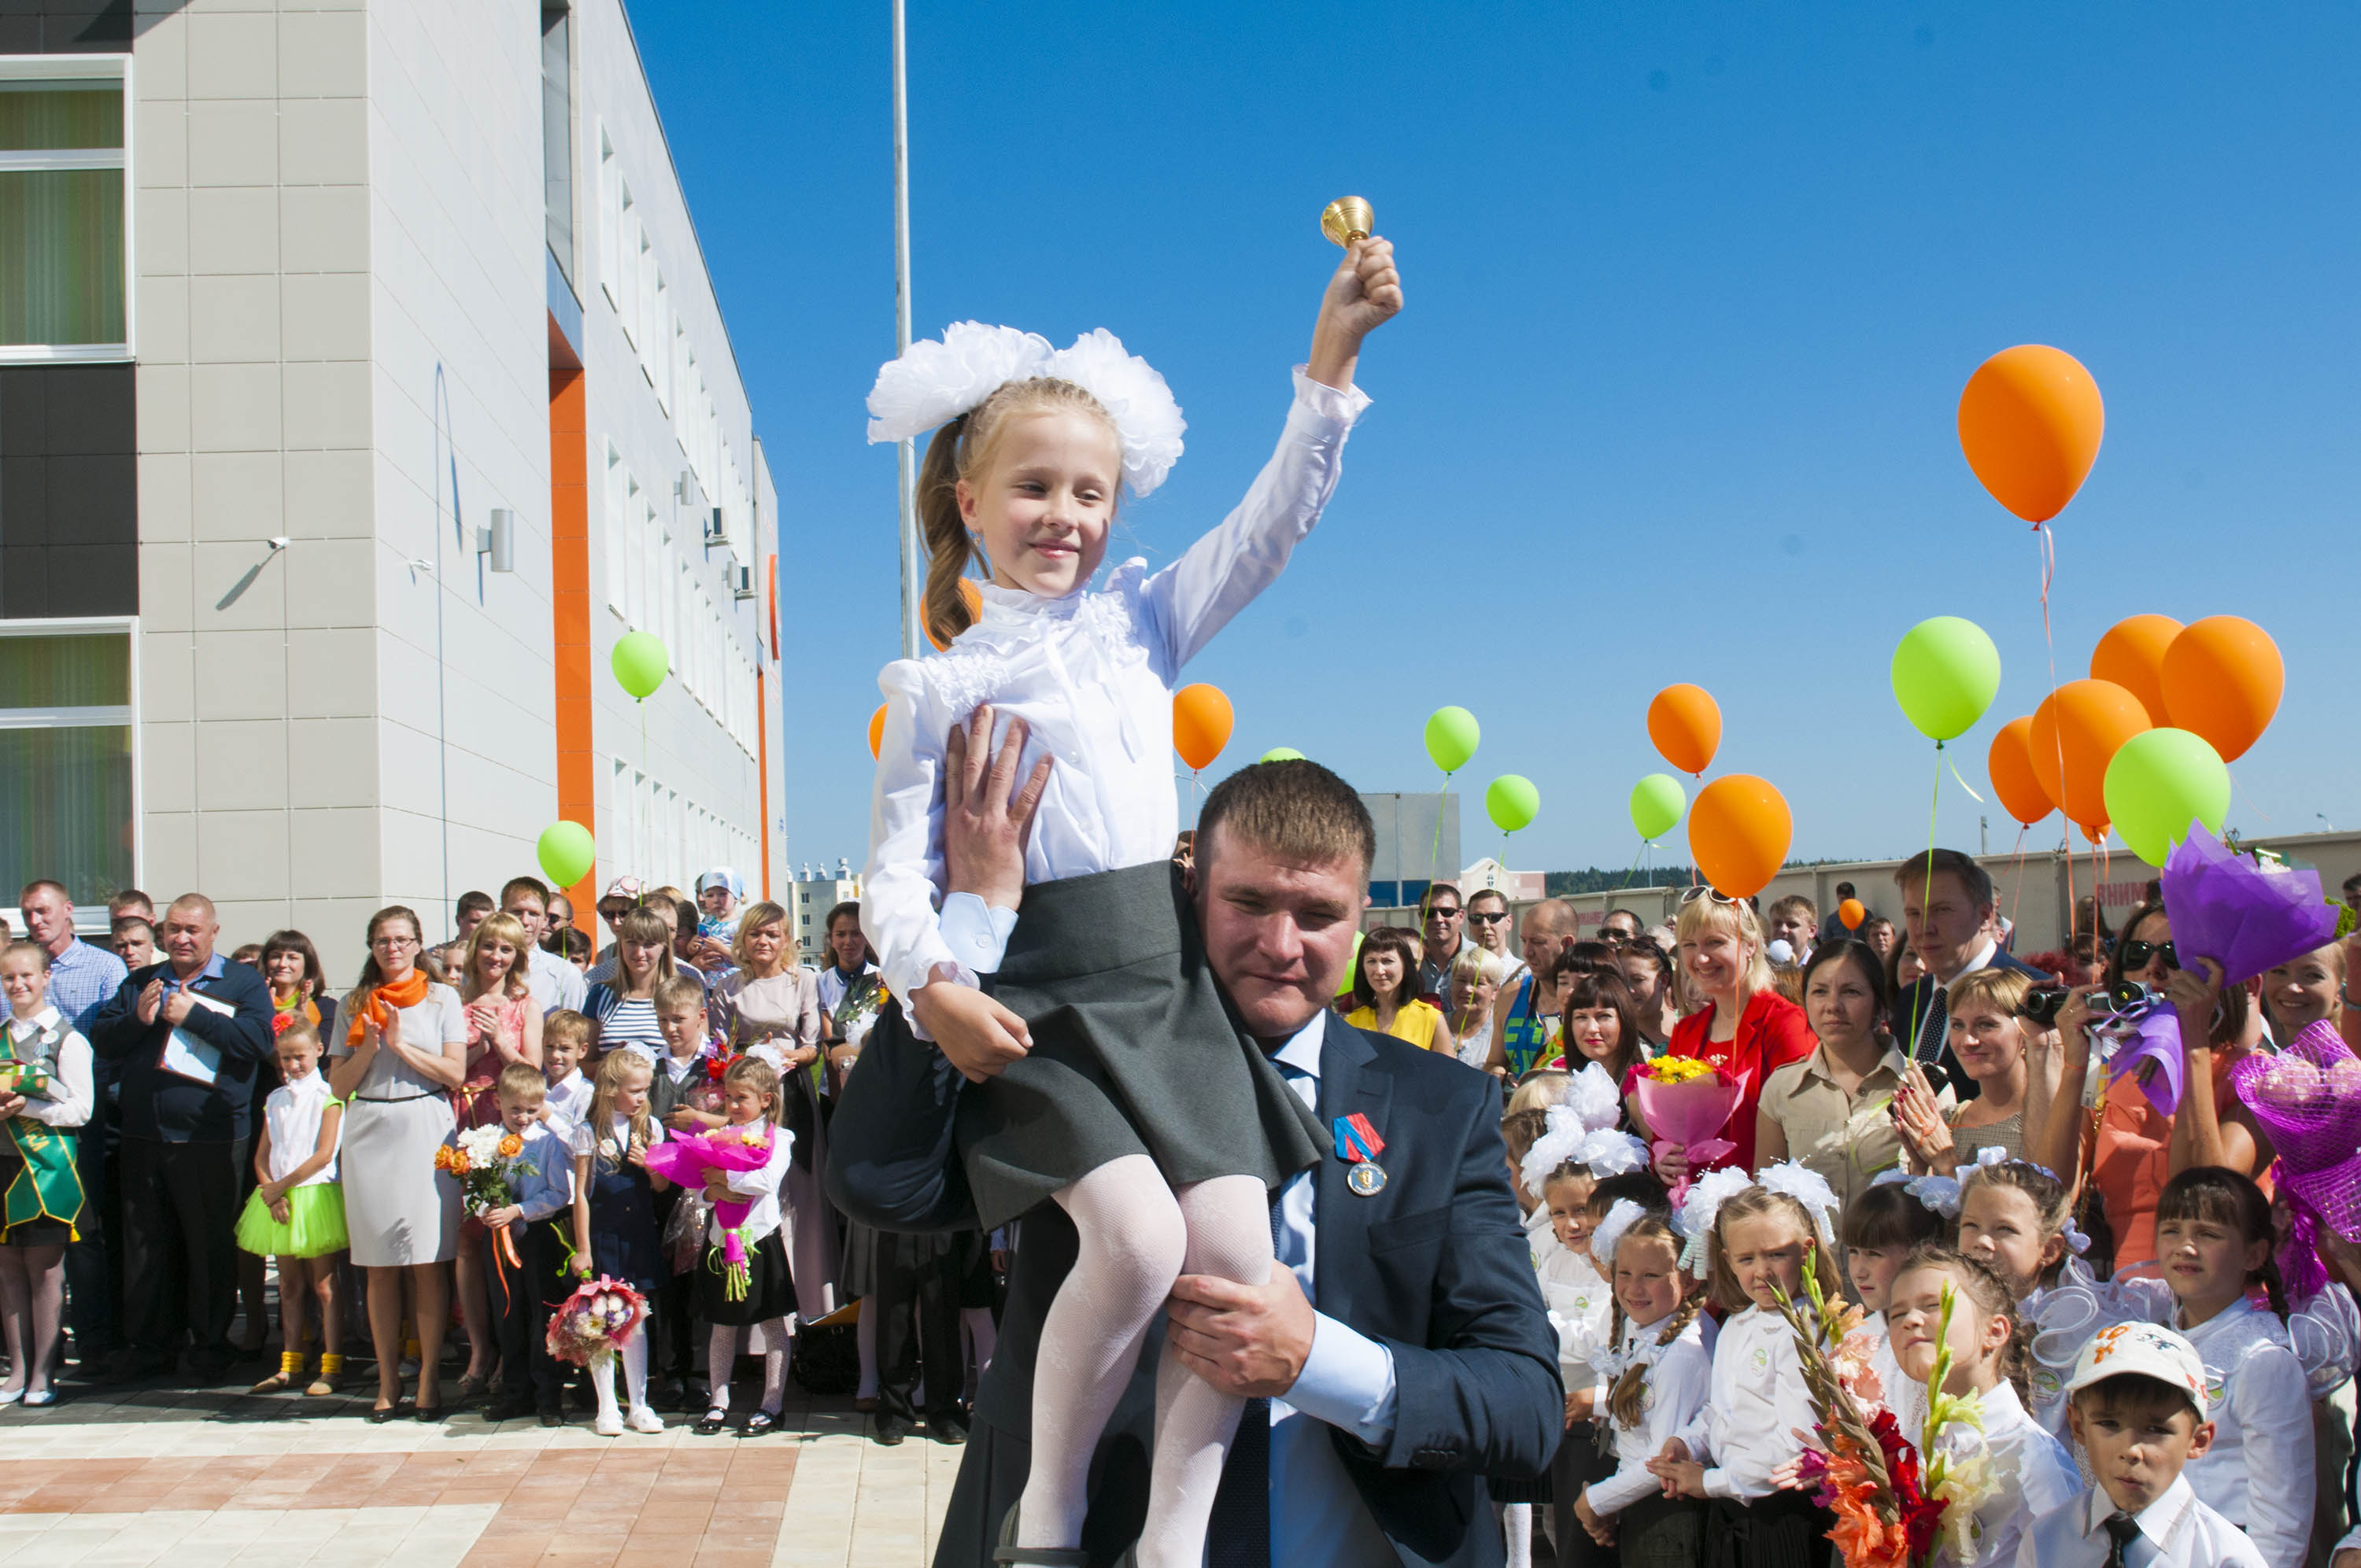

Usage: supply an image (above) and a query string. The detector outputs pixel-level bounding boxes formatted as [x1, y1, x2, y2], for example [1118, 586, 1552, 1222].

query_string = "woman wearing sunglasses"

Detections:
[1647, 889, 1815, 1184]
[2023, 895, 2262, 1278]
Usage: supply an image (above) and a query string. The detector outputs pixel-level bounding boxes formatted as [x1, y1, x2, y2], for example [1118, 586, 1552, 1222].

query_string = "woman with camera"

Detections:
[2021, 896, 2266, 1278]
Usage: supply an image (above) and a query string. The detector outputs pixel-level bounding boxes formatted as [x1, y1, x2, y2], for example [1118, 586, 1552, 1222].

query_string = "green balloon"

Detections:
[1485, 774, 1540, 834]
[2104, 727, 2230, 865]
[1424, 706, 1480, 773]
[1890, 615, 2002, 742]
[536, 821, 595, 891]
[1260, 747, 1306, 763]
[1630, 773, 1687, 842]
[611, 631, 670, 700]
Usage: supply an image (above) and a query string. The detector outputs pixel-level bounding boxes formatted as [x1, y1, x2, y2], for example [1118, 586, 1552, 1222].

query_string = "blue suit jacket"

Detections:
[826, 1002, 1562, 1567]
[91, 957, 275, 1142]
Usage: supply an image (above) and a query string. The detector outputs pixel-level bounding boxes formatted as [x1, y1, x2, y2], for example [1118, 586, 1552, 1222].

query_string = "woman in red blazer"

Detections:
[1650, 891, 1816, 1179]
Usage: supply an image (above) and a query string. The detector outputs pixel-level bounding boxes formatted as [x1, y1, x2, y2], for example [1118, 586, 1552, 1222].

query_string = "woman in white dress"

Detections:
[711, 901, 840, 1320]
[327, 906, 467, 1420]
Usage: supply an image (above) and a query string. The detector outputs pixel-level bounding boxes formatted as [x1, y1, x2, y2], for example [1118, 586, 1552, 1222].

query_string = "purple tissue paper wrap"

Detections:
[2160, 823, 2341, 986]
[2105, 1005, 2188, 1119]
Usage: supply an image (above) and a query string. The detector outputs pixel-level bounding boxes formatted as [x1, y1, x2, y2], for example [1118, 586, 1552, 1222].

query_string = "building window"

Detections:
[0, 62, 130, 362]
[541, 4, 575, 287]
[0, 625, 133, 908]
[597, 122, 621, 307]
[602, 441, 626, 615]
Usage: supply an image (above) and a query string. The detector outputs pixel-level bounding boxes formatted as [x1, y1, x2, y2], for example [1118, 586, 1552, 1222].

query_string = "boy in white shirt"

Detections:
[2016, 1322, 2267, 1568]
[539, 1013, 593, 1133]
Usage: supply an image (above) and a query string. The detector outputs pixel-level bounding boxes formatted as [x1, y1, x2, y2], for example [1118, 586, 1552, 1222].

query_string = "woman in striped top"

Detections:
[585, 908, 677, 1061]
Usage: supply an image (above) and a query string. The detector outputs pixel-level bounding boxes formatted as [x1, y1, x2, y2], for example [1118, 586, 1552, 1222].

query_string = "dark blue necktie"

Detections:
[1204, 1176, 1290, 1568]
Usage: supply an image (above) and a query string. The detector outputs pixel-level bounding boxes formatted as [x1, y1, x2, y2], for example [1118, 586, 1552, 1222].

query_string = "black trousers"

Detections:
[872, 1227, 966, 1424]
[120, 1135, 246, 1360]
[63, 1119, 114, 1363]
[489, 1220, 566, 1408]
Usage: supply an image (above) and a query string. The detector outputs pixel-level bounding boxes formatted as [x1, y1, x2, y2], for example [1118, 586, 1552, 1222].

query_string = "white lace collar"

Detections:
[1592, 1307, 1686, 1382]
[976, 577, 1086, 624]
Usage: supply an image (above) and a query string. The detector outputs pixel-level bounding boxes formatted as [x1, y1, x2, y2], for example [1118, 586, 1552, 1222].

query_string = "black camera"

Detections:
[2018, 986, 2071, 1028]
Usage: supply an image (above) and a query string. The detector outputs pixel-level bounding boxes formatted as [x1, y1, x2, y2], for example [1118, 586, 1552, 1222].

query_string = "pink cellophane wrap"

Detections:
[2232, 1020, 2361, 1253]
[642, 1125, 780, 1257]
[2161, 823, 2341, 986]
[1628, 1066, 1742, 1201]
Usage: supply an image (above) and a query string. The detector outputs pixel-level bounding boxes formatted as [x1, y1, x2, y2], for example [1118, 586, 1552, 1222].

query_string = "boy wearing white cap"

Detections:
[2016, 1321, 2267, 1568]
[694, 869, 741, 942]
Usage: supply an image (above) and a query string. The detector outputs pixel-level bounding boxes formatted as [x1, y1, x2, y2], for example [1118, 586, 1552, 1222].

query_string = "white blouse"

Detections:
[1587, 1309, 1713, 1518]
[263, 1073, 339, 1185]
[1930, 1379, 2080, 1568]
[711, 1120, 797, 1246]
[1537, 1243, 1613, 1387]
[2177, 1295, 2315, 1568]
[1676, 1303, 1823, 1501]
[1, 1007, 92, 1129]
[862, 370, 1373, 1002]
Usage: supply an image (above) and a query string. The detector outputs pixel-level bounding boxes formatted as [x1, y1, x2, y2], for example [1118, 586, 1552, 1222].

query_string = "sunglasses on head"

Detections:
[1679, 887, 1740, 906]
[2119, 939, 2178, 972]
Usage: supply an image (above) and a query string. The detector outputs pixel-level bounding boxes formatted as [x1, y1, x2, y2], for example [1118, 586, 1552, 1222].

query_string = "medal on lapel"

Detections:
[1333, 1112, 1387, 1196]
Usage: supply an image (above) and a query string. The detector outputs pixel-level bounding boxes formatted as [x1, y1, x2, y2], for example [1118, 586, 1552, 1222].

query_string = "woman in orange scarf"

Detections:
[327, 906, 468, 1421]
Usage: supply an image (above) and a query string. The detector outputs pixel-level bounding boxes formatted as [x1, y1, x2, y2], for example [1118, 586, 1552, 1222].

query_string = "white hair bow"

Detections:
[1590, 1199, 1650, 1275]
[1517, 1064, 1631, 1194]
[1870, 1166, 1964, 1219]
[1676, 1167, 1756, 1274]
[865, 322, 1188, 496]
[1759, 1160, 1842, 1249]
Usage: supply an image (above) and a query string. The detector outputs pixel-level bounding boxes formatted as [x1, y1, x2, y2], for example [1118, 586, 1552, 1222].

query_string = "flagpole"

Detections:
[892, 0, 922, 660]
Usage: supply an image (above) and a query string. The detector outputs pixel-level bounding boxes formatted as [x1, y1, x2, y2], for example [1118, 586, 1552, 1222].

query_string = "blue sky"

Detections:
[626, 2, 2359, 875]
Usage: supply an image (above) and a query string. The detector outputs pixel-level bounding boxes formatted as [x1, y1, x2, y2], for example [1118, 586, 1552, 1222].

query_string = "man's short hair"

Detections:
[1421, 881, 1461, 914]
[1892, 848, 1994, 910]
[496, 1061, 547, 1102]
[1195, 760, 1376, 878]
[165, 893, 217, 924]
[499, 876, 550, 911]
[2344, 872, 2361, 901]
[1468, 887, 1509, 911]
[107, 890, 152, 917]
[1767, 894, 1818, 925]
[112, 915, 153, 938]
[16, 880, 68, 909]
[456, 890, 495, 920]
[1603, 906, 1645, 931]
[1834, 881, 1856, 899]
[1524, 898, 1576, 935]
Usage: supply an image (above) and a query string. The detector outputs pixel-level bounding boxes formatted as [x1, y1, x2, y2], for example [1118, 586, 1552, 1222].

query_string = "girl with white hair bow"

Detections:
[860, 239, 1400, 1565]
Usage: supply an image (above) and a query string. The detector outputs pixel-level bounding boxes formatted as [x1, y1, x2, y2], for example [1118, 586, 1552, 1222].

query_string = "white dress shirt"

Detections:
[861, 371, 1373, 1004]
[2015, 1474, 2268, 1568]
[1263, 1010, 1402, 1568]
[1676, 1303, 1824, 1500]
[261, 1072, 339, 1185]
[1537, 1242, 1612, 1390]
[2177, 1296, 2315, 1568]
[527, 943, 586, 1016]
[1, 1006, 93, 1129]
[543, 1068, 593, 1136]
[1586, 1309, 1713, 1518]
[1932, 1378, 2080, 1568]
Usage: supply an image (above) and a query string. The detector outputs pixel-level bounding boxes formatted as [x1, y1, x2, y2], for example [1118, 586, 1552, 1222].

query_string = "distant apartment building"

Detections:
[0, 0, 787, 970]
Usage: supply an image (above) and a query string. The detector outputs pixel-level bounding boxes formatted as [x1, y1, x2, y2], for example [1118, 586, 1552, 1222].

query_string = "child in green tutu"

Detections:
[236, 1019, 349, 1394]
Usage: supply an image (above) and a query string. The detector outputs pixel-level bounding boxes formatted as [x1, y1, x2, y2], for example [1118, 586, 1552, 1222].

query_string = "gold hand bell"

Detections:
[1321, 196, 1373, 248]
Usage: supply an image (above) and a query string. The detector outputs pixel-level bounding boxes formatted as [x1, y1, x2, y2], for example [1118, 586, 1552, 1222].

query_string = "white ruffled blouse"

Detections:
[2177, 1295, 2315, 1568]
[863, 369, 1372, 1002]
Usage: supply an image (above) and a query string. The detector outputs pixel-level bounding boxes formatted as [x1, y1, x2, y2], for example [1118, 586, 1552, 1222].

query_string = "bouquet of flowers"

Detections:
[642, 1121, 789, 1300]
[1626, 1056, 1742, 1203]
[2234, 1018, 2361, 1297]
[2161, 823, 2341, 986]
[544, 1275, 648, 1367]
[1775, 1267, 1993, 1568]
[434, 1124, 532, 1264]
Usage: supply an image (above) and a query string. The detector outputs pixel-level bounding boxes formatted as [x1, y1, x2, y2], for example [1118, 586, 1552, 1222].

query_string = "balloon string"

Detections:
[1620, 839, 1647, 892]
[1906, 742, 1943, 1063]
[1432, 771, 1450, 889]
[2230, 766, 2274, 828]
[1948, 756, 1985, 803]
[2008, 823, 2028, 940]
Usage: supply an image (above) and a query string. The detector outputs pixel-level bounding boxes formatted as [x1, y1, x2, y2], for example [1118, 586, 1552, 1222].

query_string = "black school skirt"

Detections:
[1704, 1489, 1834, 1568]
[954, 861, 1325, 1232]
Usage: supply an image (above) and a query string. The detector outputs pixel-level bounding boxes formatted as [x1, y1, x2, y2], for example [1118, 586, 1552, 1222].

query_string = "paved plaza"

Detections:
[0, 1372, 963, 1568]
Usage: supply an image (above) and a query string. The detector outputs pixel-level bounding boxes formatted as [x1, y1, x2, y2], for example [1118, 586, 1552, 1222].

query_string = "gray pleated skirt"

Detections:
[955, 861, 1326, 1232]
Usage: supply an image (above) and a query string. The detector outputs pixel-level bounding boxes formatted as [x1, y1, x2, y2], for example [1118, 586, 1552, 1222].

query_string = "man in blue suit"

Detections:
[91, 894, 275, 1381]
[827, 730, 1561, 1567]
[1889, 848, 2048, 1104]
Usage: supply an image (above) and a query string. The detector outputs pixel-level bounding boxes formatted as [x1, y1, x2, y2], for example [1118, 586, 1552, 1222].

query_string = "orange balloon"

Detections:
[2161, 615, 2282, 764]
[1986, 715, 2056, 828]
[1688, 774, 1791, 898]
[1172, 683, 1235, 773]
[866, 703, 887, 761]
[1838, 898, 1866, 932]
[2089, 614, 2182, 727]
[1647, 684, 1722, 777]
[2027, 680, 2149, 839]
[924, 578, 988, 654]
[1956, 345, 2105, 523]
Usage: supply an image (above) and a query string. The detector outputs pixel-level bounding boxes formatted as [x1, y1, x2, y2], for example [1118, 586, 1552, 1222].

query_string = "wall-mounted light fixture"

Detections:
[477, 508, 515, 573]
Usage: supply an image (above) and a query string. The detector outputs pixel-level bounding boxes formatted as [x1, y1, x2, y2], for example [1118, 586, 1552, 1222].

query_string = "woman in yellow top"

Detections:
[1343, 926, 1456, 1055]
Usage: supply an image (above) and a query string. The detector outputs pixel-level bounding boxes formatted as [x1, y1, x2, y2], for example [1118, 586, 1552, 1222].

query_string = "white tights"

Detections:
[708, 1319, 791, 1415]
[1013, 1157, 1270, 1568]
[590, 1330, 652, 1421]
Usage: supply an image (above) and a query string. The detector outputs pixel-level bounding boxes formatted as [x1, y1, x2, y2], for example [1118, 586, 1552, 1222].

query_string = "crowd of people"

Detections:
[2, 871, 992, 1445]
[1348, 848, 2361, 1568]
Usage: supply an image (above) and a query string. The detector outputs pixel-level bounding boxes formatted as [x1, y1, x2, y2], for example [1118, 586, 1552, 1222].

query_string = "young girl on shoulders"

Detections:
[571, 1050, 669, 1437]
[862, 234, 1400, 1561]
[1649, 1164, 1846, 1568]
[1575, 1201, 1713, 1565]
[236, 1019, 347, 1396]
[1883, 1245, 2078, 1566]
